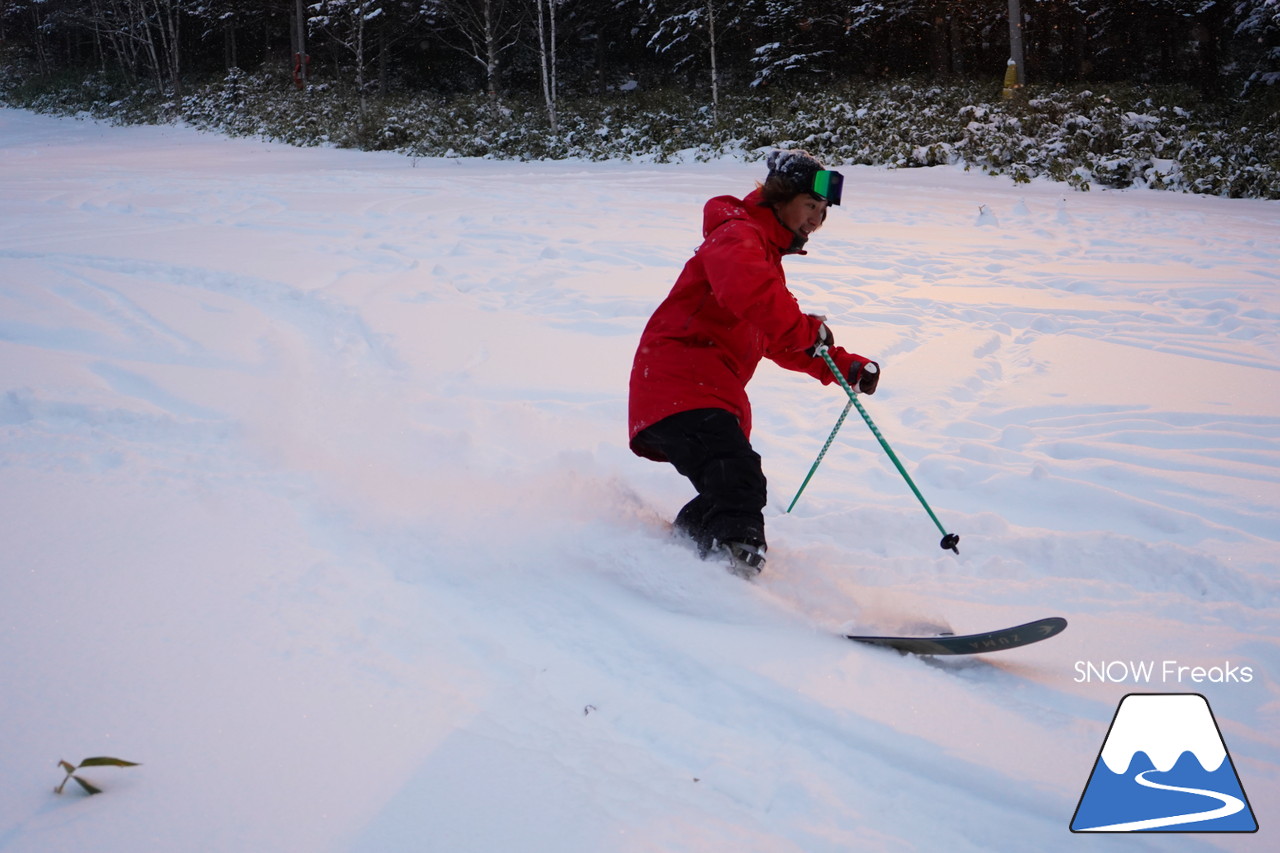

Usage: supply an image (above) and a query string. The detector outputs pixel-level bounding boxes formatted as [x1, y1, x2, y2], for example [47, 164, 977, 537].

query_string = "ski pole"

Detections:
[816, 347, 961, 554]
[786, 398, 854, 514]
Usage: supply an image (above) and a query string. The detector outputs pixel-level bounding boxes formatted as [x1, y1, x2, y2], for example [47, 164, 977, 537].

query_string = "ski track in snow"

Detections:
[1, 109, 1277, 852]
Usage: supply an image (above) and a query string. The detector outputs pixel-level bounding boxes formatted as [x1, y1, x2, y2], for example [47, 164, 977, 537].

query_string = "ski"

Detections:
[845, 616, 1067, 656]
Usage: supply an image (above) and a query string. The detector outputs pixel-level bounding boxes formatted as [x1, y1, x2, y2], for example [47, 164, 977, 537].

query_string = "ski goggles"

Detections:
[811, 170, 844, 206]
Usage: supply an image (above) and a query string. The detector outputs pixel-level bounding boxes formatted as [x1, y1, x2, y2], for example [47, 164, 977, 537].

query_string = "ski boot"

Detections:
[719, 538, 766, 579]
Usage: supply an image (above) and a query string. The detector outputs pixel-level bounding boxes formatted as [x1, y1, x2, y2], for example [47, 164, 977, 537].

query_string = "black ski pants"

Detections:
[632, 408, 767, 552]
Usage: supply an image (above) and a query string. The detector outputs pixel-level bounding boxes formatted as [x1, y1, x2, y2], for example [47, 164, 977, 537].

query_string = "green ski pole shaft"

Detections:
[786, 398, 854, 513]
[818, 348, 960, 554]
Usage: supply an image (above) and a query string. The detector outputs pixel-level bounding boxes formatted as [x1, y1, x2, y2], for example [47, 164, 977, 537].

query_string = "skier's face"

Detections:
[776, 194, 828, 241]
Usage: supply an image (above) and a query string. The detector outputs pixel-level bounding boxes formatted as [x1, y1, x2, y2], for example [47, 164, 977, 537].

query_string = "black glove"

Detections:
[805, 322, 833, 357]
[849, 361, 880, 395]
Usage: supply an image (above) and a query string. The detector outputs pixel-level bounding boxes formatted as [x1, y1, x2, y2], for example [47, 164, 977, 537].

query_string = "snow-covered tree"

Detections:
[308, 0, 383, 108]
[644, 0, 745, 123]
[434, 0, 524, 111]
[1, 1, 59, 76]
[58, 0, 187, 93]
[309, 1, 425, 106]
[1231, 0, 1280, 87]
[187, 0, 269, 71]
[748, 0, 841, 88]
[843, 0, 1008, 79]
[1070, 0, 1228, 84]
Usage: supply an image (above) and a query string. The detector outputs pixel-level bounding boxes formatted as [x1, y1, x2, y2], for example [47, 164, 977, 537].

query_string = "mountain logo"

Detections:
[1071, 693, 1258, 833]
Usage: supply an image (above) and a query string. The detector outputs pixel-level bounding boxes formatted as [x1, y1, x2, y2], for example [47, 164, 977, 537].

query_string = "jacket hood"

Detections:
[702, 189, 806, 255]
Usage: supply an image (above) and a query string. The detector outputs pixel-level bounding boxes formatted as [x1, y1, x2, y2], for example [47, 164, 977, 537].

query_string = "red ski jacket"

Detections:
[628, 188, 872, 461]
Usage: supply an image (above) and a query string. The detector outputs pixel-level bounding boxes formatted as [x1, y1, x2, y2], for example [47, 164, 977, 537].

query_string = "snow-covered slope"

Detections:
[1, 109, 1276, 852]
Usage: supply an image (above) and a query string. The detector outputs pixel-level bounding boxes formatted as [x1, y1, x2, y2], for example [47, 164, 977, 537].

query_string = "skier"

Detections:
[628, 149, 880, 577]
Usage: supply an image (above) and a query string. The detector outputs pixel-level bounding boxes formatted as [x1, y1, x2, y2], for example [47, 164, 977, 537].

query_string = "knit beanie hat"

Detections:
[765, 149, 842, 205]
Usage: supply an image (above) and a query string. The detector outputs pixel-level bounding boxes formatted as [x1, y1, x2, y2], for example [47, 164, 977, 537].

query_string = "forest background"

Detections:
[1, 1, 1278, 197]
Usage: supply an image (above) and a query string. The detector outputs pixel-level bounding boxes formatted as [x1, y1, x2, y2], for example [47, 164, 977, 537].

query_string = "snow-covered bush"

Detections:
[4, 71, 1277, 199]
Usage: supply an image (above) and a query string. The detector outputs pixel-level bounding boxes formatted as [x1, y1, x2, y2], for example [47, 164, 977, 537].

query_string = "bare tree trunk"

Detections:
[92, 10, 108, 74]
[158, 0, 182, 96]
[534, 0, 557, 131]
[378, 27, 388, 97]
[149, 0, 168, 89]
[438, 0, 520, 111]
[225, 25, 238, 70]
[137, 0, 165, 91]
[707, 0, 719, 125]
[84, 0, 134, 83]
[355, 11, 367, 120]
[950, 13, 965, 75]
[29, 4, 51, 77]
[930, 11, 948, 77]
[295, 0, 308, 88]
[1074, 17, 1091, 79]
[484, 0, 500, 114]
[550, 0, 557, 105]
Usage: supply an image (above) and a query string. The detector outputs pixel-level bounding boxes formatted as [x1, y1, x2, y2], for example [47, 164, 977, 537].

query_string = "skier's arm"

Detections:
[770, 344, 880, 394]
[699, 221, 880, 392]
[699, 222, 822, 354]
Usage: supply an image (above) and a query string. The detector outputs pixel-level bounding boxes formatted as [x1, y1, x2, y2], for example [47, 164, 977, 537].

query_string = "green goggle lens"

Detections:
[811, 170, 844, 205]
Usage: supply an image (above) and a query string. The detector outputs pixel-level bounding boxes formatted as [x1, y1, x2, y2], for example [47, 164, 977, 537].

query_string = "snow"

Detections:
[1100, 695, 1227, 774]
[1, 107, 1277, 851]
